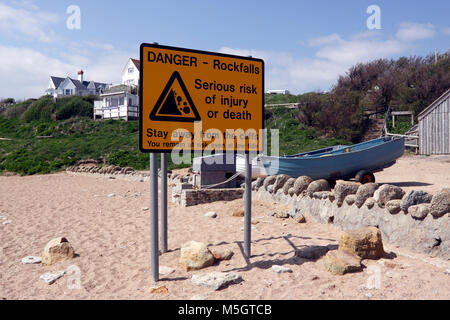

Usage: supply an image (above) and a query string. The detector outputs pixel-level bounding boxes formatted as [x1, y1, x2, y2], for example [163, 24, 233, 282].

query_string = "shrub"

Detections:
[56, 96, 93, 120]
[22, 97, 55, 122]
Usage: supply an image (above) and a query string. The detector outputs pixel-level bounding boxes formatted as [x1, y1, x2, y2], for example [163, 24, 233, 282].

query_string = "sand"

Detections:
[375, 154, 450, 194]
[0, 155, 449, 300]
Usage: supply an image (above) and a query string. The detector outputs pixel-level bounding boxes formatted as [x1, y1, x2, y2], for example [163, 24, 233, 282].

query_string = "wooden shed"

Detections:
[418, 88, 450, 155]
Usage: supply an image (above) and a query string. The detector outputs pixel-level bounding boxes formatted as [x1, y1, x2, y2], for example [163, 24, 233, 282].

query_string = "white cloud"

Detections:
[396, 22, 435, 42]
[0, 2, 61, 42]
[0, 45, 76, 99]
[443, 27, 450, 36]
[0, 44, 134, 100]
[221, 22, 437, 94]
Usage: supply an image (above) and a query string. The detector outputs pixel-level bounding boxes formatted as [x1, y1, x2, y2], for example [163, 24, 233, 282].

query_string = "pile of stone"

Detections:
[323, 226, 384, 275]
[253, 174, 449, 259]
[66, 161, 137, 176]
[22, 237, 77, 285]
[179, 241, 239, 291]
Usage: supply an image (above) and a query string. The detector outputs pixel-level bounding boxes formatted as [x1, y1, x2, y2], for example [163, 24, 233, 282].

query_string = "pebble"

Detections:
[445, 269, 450, 275]
[40, 271, 66, 285]
[0, 216, 6, 220]
[142, 207, 149, 211]
[22, 256, 42, 264]
[190, 295, 207, 300]
[2, 220, 11, 225]
[271, 265, 292, 273]
[204, 211, 217, 218]
[107, 193, 116, 198]
[365, 293, 373, 299]
[159, 266, 176, 275]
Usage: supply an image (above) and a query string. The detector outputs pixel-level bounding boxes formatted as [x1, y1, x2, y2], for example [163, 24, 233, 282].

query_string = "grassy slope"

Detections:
[0, 93, 354, 176]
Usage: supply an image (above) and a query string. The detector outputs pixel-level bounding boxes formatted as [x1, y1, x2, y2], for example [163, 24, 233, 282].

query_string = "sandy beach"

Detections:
[0, 155, 449, 300]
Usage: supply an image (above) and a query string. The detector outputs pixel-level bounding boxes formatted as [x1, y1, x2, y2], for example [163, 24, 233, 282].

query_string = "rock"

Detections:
[232, 210, 244, 217]
[373, 184, 405, 208]
[272, 211, 289, 219]
[345, 195, 357, 206]
[272, 174, 290, 193]
[322, 250, 362, 275]
[334, 180, 361, 207]
[179, 241, 215, 271]
[409, 204, 431, 220]
[267, 185, 275, 193]
[430, 188, 450, 218]
[295, 245, 329, 260]
[211, 248, 234, 261]
[107, 193, 116, 198]
[313, 191, 332, 200]
[254, 177, 265, 191]
[191, 272, 243, 290]
[386, 199, 402, 214]
[291, 176, 313, 196]
[21, 256, 42, 264]
[306, 179, 331, 197]
[288, 187, 296, 197]
[149, 285, 169, 294]
[282, 178, 296, 195]
[159, 266, 175, 275]
[263, 175, 276, 191]
[41, 237, 75, 266]
[365, 197, 376, 209]
[287, 208, 306, 223]
[271, 265, 292, 273]
[2, 220, 11, 225]
[142, 207, 149, 211]
[40, 271, 66, 285]
[400, 190, 432, 212]
[355, 183, 379, 208]
[338, 227, 384, 260]
[204, 211, 217, 218]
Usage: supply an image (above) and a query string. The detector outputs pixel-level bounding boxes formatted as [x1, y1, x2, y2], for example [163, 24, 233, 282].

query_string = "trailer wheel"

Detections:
[355, 170, 375, 184]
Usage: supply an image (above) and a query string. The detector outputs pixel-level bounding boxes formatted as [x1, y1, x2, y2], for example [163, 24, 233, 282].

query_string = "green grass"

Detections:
[0, 117, 189, 175]
[0, 93, 352, 176]
[387, 118, 416, 135]
[264, 106, 350, 156]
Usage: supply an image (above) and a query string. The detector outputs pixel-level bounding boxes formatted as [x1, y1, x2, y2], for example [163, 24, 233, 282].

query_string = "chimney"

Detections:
[77, 70, 84, 82]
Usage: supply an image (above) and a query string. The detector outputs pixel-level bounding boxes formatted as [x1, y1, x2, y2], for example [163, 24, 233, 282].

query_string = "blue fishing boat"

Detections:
[259, 136, 405, 183]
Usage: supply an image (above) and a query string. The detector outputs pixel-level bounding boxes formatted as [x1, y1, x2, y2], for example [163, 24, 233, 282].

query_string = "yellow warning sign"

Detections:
[139, 43, 264, 153]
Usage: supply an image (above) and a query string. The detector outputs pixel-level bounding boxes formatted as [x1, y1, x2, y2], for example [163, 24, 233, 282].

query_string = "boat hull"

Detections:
[260, 137, 405, 180]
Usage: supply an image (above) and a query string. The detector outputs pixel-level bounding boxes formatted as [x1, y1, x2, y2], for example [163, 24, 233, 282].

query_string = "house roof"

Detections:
[418, 88, 450, 120]
[131, 58, 140, 69]
[50, 76, 65, 88]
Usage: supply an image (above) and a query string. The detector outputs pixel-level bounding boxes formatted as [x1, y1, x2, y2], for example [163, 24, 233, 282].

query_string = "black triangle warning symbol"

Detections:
[149, 71, 201, 122]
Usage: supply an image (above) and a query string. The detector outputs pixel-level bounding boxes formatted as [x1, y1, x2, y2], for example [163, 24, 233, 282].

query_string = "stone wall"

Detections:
[253, 176, 449, 260]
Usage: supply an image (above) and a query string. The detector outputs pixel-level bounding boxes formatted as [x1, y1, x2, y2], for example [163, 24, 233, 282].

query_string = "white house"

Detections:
[121, 58, 140, 87]
[46, 70, 108, 98]
[94, 84, 139, 121]
[93, 58, 141, 121]
[267, 89, 290, 95]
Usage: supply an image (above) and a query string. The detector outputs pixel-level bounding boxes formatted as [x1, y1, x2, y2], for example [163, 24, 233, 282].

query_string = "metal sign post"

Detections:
[140, 43, 264, 282]
[160, 153, 168, 253]
[149, 153, 159, 283]
[244, 153, 252, 258]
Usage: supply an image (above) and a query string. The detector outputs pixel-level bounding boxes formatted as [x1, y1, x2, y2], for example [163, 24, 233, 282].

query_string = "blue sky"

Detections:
[0, 0, 449, 99]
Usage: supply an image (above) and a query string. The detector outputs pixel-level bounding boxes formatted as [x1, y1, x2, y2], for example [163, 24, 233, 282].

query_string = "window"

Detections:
[65, 89, 71, 95]
[128, 67, 134, 74]
[128, 98, 132, 106]
[119, 96, 124, 106]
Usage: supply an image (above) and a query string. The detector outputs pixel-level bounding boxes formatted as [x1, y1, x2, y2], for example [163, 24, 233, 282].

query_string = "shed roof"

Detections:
[418, 88, 450, 120]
